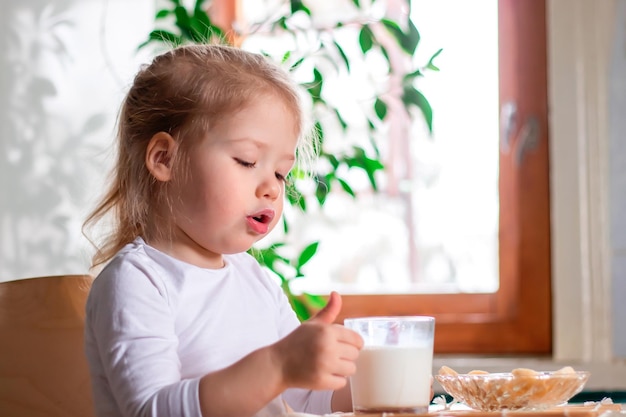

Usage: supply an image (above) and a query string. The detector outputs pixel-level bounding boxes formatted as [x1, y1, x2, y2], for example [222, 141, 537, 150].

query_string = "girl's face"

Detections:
[160, 93, 299, 269]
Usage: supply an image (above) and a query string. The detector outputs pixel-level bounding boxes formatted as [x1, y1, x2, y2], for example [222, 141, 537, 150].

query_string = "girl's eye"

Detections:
[275, 172, 287, 182]
[234, 158, 255, 168]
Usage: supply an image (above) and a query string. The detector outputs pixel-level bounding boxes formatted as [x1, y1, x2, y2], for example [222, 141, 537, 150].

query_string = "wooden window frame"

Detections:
[220, 0, 552, 355]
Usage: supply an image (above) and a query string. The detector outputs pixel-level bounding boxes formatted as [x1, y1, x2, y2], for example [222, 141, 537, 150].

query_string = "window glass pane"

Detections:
[241, 0, 499, 295]
[405, 0, 500, 293]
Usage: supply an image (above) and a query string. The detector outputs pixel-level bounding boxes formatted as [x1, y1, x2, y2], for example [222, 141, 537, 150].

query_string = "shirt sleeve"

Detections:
[86, 258, 202, 417]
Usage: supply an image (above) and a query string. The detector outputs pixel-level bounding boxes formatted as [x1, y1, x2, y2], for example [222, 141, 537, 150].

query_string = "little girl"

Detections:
[82, 44, 363, 417]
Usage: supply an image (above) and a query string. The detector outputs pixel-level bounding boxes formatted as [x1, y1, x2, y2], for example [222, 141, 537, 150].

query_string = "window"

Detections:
[351, 0, 551, 355]
[225, 0, 551, 354]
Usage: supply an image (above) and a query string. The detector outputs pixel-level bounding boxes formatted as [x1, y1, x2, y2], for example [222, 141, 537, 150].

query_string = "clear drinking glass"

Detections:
[344, 316, 435, 414]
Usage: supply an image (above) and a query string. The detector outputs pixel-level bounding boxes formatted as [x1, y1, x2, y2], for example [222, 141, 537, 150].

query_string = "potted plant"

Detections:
[140, 0, 441, 320]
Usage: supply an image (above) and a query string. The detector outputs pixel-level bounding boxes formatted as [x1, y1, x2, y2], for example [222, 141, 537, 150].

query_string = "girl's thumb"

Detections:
[309, 291, 342, 324]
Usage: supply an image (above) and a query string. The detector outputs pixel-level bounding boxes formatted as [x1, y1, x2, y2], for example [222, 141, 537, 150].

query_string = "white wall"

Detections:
[549, 0, 626, 378]
[609, 0, 626, 360]
[0, 0, 153, 279]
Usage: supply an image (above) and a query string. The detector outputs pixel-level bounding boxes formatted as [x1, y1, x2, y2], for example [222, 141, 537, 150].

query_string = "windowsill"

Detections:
[433, 356, 626, 392]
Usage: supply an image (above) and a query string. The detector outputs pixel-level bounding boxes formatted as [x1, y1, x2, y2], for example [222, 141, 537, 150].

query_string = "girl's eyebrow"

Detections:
[230, 137, 296, 162]
[230, 137, 268, 149]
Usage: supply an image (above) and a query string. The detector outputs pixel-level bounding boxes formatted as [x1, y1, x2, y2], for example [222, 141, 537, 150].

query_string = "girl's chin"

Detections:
[218, 231, 273, 254]
[220, 241, 259, 255]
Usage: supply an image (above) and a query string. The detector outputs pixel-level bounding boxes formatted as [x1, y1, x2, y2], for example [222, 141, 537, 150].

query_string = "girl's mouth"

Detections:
[246, 209, 275, 234]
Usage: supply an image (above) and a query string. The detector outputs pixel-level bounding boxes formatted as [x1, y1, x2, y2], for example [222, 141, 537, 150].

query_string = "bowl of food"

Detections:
[435, 366, 590, 411]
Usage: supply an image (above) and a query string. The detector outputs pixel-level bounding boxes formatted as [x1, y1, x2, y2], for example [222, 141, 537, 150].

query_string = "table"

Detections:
[335, 404, 623, 417]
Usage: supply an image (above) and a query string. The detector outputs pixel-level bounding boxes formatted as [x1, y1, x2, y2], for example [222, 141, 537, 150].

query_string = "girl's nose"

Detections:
[257, 174, 281, 200]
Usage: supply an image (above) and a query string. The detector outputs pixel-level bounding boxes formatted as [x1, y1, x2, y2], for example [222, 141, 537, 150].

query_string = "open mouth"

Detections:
[247, 209, 275, 234]
[249, 209, 275, 224]
[252, 214, 270, 224]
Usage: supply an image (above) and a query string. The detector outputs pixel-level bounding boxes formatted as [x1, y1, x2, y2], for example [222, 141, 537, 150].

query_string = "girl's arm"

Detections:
[198, 292, 362, 417]
[197, 347, 286, 417]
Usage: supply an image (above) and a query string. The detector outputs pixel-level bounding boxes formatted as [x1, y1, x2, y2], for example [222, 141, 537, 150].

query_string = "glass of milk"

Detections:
[344, 316, 435, 414]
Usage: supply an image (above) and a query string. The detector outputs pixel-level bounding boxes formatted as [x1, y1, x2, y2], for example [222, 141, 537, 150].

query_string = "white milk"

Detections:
[350, 345, 433, 412]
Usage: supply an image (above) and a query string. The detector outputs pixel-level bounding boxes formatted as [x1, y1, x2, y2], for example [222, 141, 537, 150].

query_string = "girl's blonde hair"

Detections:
[83, 44, 313, 267]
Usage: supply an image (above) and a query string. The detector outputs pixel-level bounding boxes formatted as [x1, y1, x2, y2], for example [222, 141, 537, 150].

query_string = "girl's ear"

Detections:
[146, 132, 177, 182]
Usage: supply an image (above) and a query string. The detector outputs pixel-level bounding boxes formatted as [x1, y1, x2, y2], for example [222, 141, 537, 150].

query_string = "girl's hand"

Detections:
[272, 292, 363, 391]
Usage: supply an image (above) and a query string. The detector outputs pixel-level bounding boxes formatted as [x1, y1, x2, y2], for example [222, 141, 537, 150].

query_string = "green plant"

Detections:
[140, 0, 441, 320]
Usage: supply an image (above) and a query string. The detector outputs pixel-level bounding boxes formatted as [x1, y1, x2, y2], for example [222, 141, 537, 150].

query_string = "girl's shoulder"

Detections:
[96, 238, 163, 277]
[90, 238, 169, 293]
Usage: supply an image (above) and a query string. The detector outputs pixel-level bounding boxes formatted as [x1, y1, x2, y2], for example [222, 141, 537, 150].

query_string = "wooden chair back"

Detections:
[0, 275, 95, 417]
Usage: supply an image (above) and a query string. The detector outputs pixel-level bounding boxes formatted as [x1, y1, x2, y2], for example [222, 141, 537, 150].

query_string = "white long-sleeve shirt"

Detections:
[84, 237, 332, 417]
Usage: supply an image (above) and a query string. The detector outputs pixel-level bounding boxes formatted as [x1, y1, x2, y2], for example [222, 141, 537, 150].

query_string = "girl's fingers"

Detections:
[337, 343, 360, 361]
[334, 324, 364, 348]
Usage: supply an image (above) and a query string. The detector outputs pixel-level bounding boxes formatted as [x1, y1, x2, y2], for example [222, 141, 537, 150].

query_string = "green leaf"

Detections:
[381, 18, 420, 55]
[290, 57, 305, 71]
[359, 25, 374, 54]
[381, 19, 403, 45]
[280, 216, 288, 234]
[139, 30, 183, 49]
[296, 242, 320, 268]
[345, 147, 384, 191]
[189, 24, 209, 43]
[374, 98, 388, 120]
[288, 294, 311, 321]
[337, 178, 356, 197]
[191, 8, 208, 27]
[426, 48, 443, 71]
[403, 18, 421, 55]
[192, 8, 214, 33]
[402, 86, 433, 133]
[155, 9, 171, 19]
[333, 40, 351, 72]
[174, 5, 191, 31]
[302, 292, 328, 309]
[274, 16, 288, 30]
[290, 0, 311, 15]
[331, 108, 347, 131]
[404, 68, 424, 84]
[315, 175, 330, 205]
[281, 50, 292, 64]
[288, 165, 306, 180]
[303, 68, 324, 103]
[325, 153, 340, 170]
